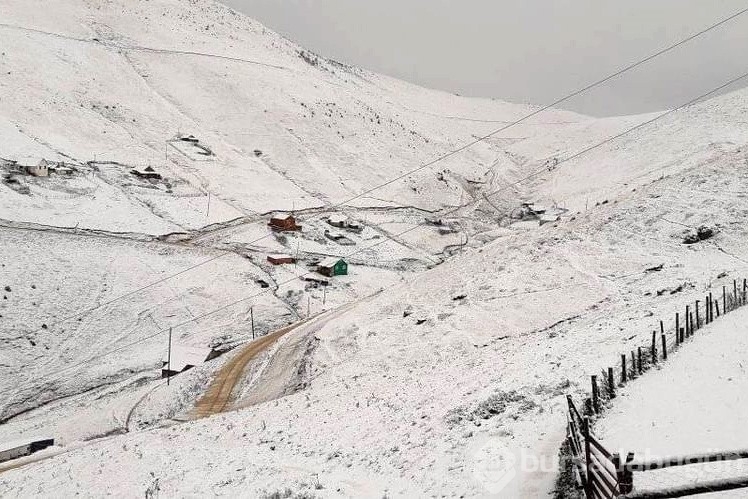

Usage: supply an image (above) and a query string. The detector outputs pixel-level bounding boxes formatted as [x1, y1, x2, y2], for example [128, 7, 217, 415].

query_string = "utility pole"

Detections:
[166, 327, 173, 386]
[250, 307, 255, 339]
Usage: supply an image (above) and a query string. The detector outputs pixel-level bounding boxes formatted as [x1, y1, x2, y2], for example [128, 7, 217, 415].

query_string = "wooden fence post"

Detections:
[685, 305, 690, 337]
[710, 292, 714, 322]
[583, 418, 593, 499]
[734, 280, 738, 310]
[591, 375, 600, 414]
[723, 286, 727, 314]
[743, 279, 747, 305]
[675, 313, 680, 346]
[651, 331, 657, 363]
[661, 333, 668, 361]
[695, 301, 700, 330]
[638, 347, 643, 375]
[716, 300, 721, 318]
[690, 312, 694, 338]
[608, 367, 615, 399]
[613, 452, 635, 495]
[631, 351, 637, 378]
[621, 354, 627, 383]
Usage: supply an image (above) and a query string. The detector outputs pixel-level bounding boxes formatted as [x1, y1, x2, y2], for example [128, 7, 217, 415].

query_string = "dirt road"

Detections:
[190, 320, 308, 419]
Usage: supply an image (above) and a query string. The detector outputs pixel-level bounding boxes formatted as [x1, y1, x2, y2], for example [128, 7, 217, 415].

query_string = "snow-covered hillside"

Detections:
[2, 0, 748, 497]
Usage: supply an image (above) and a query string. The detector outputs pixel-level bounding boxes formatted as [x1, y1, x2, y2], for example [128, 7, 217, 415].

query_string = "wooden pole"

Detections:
[638, 347, 643, 374]
[734, 280, 738, 310]
[685, 306, 690, 337]
[690, 312, 694, 338]
[591, 375, 600, 414]
[723, 286, 727, 314]
[675, 313, 680, 346]
[583, 418, 593, 499]
[695, 301, 700, 330]
[661, 334, 668, 361]
[608, 367, 615, 399]
[716, 300, 721, 318]
[631, 351, 637, 378]
[250, 307, 255, 339]
[651, 331, 657, 363]
[621, 354, 627, 383]
[743, 279, 747, 305]
[166, 327, 172, 386]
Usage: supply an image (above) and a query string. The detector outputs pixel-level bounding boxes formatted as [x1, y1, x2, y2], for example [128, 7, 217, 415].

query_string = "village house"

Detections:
[268, 213, 301, 232]
[317, 257, 348, 277]
[161, 345, 219, 378]
[327, 214, 349, 228]
[26, 159, 50, 177]
[267, 254, 296, 265]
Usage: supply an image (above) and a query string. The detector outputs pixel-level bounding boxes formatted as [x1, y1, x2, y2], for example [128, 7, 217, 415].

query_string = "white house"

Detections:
[26, 159, 50, 177]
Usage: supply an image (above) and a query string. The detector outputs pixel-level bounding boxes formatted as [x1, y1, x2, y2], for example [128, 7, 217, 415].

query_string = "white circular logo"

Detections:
[472, 439, 518, 495]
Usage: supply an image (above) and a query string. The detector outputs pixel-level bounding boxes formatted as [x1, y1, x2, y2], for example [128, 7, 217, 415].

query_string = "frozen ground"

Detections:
[1, 0, 748, 497]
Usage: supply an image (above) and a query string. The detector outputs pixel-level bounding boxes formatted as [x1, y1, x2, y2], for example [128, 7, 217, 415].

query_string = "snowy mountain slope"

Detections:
[2, 0, 748, 497]
[0, 0, 588, 235]
[3, 84, 748, 498]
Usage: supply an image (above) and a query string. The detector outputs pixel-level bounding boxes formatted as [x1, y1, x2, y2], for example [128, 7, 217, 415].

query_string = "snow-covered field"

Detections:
[595, 305, 748, 498]
[2, 0, 748, 497]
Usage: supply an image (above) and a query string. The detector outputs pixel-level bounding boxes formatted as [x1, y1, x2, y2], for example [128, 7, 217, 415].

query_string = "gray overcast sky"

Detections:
[221, 0, 748, 116]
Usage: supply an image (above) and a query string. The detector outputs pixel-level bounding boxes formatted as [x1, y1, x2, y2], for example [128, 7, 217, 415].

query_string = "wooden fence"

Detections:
[566, 277, 748, 498]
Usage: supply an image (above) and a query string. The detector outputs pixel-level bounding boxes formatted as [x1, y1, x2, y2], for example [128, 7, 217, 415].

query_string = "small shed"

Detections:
[0, 437, 55, 464]
[317, 257, 348, 277]
[268, 213, 301, 232]
[327, 214, 349, 228]
[49, 164, 75, 175]
[267, 254, 296, 265]
[162, 345, 218, 378]
[26, 159, 50, 177]
[130, 167, 162, 180]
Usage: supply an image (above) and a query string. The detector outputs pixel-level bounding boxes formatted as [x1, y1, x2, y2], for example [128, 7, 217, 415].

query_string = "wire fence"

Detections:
[566, 278, 748, 498]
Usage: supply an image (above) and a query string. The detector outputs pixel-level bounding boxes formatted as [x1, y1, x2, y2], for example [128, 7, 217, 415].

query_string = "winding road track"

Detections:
[190, 319, 308, 419]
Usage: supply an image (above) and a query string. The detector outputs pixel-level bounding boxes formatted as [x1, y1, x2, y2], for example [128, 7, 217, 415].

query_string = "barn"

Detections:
[268, 213, 301, 232]
[317, 257, 348, 277]
[0, 437, 55, 464]
[162, 346, 219, 378]
[267, 254, 296, 265]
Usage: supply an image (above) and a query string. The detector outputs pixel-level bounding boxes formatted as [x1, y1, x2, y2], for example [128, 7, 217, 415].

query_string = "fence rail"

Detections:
[566, 276, 748, 498]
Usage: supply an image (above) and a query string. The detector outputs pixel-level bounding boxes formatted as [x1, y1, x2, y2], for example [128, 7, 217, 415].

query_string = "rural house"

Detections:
[26, 159, 50, 177]
[267, 254, 296, 265]
[317, 257, 348, 277]
[327, 214, 349, 228]
[161, 345, 219, 378]
[268, 213, 301, 232]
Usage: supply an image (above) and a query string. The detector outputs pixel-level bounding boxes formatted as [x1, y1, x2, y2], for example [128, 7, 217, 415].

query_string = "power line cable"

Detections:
[9, 66, 748, 406]
[19, 5, 748, 338]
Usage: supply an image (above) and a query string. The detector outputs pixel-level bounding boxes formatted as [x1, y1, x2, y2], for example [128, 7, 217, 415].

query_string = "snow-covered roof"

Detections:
[328, 214, 348, 224]
[268, 254, 294, 260]
[271, 213, 293, 220]
[318, 257, 344, 268]
[162, 346, 214, 372]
